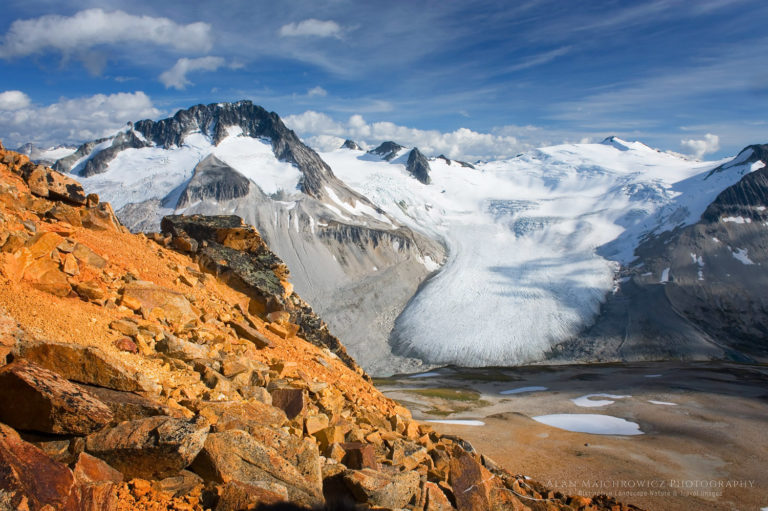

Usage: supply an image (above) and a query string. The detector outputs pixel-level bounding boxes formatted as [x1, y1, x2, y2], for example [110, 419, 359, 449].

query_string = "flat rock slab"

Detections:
[190, 429, 322, 507]
[0, 360, 113, 435]
[0, 423, 78, 510]
[86, 415, 209, 480]
[122, 281, 196, 324]
[16, 340, 161, 394]
[342, 468, 420, 509]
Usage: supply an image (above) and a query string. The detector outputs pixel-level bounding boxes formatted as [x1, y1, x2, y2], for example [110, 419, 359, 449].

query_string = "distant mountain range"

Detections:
[25, 101, 768, 373]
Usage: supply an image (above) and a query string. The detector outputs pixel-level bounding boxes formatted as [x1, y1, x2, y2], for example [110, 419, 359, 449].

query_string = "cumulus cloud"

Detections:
[0, 90, 31, 110]
[0, 9, 212, 58]
[680, 133, 720, 159]
[0, 91, 160, 148]
[307, 86, 328, 97]
[279, 19, 342, 38]
[284, 111, 527, 161]
[159, 56, 226, 90]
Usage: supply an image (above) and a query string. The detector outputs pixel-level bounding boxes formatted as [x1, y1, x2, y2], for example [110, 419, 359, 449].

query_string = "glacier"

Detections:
[320, 138, 737, 367]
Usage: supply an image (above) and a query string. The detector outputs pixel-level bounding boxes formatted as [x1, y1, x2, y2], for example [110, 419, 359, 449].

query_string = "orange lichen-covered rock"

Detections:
[0, 360, 113, 435]
[0, 422, 78, 510]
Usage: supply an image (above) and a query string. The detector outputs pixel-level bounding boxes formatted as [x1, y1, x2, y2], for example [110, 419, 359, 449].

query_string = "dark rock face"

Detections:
[160, 214, 363, 375]
[556, 144, 768, 364]
[54, 138, 110, 174]
[0, 360, 113, 435]
[702, 155, 768, 223]
[81, 130, 152, 177]
[176, 155, 251, 208]
[55, 101, 337, 199]
[341, 139, 362, 150]
[406, 148, 431, 184]
[369, 141, 405, 161]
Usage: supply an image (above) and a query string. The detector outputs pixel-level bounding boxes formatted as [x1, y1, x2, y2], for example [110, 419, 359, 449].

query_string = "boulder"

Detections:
[341, 442, 378, 470]
[424, 481, 455, 511]
[190, 429, 322, 506]
[71, 243, 107, 269]
[0, 360, 113, 435]
[228, 320, 273, 348]
[19, 163, 87, 205]
[342, 468, 420, 508]
[85, 416, 209, 480]
[16, 340, 161, 393]
[270, 387, 307, 419]
[47, 203, 83, 227]
[23, 257, 71, 296]
[197, 400, 287, 431]
[121, 281, 196, 324]
[76, 384, 175, 423]
[156, 334, 209, 362]
[0, 422, 78, 510]
[72, 452, 123, 485]
[152, 470, 203, 498]
[215, 480, 288, 510]
[449, 446, 496, 511]
[74, 280, 106, 302]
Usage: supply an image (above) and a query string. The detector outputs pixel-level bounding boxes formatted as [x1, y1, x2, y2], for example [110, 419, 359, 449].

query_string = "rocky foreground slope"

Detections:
[0, 142, 638, 510]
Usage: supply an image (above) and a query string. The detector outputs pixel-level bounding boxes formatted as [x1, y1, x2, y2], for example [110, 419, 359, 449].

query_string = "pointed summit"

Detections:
[369, 141, 404, 161]
[341, 139, 362, 150]
[406, 148, 431, 184]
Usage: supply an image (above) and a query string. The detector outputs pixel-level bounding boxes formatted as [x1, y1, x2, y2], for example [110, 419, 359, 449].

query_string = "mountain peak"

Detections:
[341, 139, 362, 150]
[406, 147, 431, 184]
[369, 141, 405, 161]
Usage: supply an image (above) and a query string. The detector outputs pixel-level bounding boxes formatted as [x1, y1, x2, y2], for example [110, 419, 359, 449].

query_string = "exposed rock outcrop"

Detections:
[176, 155, 251, 208]
[341, 139, 362, 150]
[369, 140, 405, 161]
[407, 147, 432, 184]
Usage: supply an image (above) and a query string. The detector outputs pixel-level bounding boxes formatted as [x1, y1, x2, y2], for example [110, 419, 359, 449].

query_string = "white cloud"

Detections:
[680, 133, 720, 159]
[0, 9, 212, 58]
[307, 86, 328, 97]
[0, 91, 160, 148]
[284, 111, 527, 161]
[0, 90, 31, 110]
[279, 19, 342, 38]
[159, 56, 226, 90]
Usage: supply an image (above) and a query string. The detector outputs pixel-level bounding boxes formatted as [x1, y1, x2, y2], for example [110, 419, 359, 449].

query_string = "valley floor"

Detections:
[378, 361, 768, 511]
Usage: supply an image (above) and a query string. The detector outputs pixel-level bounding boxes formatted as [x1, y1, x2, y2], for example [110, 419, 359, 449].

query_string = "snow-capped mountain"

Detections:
[51, 101, 444, 375]
[47, 100, 768, 373]
[321, 136, 767, 367]
[15, 142, 76, 167]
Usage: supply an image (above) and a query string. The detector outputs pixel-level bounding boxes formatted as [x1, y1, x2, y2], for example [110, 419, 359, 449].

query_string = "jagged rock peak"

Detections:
[341, 139, 362, 150]
[708, 144, 768, 177]
[406, 148, 431, 185]
[54, 100, 337, 199]
[702, 144, 768, 223]
[176, 154, 251, 209]
[369, 141, 405, 161]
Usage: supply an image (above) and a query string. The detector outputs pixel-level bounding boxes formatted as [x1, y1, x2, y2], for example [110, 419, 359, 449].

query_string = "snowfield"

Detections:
[319, 138, 751, 367]
[532, 413, 643, 435]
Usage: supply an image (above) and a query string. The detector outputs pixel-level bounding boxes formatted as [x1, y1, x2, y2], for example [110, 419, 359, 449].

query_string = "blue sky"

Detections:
[0, 0, 766, 160]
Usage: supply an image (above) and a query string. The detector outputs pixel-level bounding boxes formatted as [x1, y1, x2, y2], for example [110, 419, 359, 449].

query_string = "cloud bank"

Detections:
[0, 91, 160, 148]
[0, 9, 212, 58]
[160, 57, 226, 90]
[279, 19, 342, 38]
[681, 133, 720, 159]
[284, 111, 528, 161]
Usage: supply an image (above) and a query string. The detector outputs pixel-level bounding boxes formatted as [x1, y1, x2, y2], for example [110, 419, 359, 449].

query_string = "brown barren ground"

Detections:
[381, 362, 768, 511]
